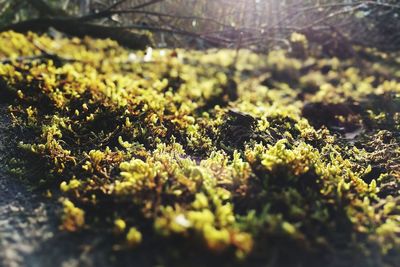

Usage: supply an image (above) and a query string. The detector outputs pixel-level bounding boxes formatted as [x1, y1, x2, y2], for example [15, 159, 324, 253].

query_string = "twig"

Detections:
[0, 41, 81, 64]
[78, 0, 166, 22]
[33, 40, 80, 62]
[104, 0, 129, 11]
[92, 9, 227, 27]
[131, 0, 165, 10]
[113, 23, 229, 46]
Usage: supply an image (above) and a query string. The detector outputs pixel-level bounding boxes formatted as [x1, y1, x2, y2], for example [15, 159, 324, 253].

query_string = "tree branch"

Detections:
[0, 18, 152, 50]
[131, 0, 165, 10]
[78, 0, 165, 21]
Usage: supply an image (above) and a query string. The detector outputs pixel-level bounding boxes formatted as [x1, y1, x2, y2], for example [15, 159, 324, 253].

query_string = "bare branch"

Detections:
[105, 0, 129, 11]
[98, 9, 227, 27]
[131, 0, 165, 10]
[79, 0, 166, 22]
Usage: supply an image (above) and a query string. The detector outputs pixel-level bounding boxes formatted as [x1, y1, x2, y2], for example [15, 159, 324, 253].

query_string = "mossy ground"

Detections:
[0, 31, 399, 267]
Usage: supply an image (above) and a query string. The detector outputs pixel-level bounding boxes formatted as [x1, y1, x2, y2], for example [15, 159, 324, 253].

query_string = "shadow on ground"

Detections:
[0, 104, 116, 267]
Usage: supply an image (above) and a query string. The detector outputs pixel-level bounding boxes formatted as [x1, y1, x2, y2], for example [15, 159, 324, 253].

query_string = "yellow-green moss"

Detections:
[0, 31, 399, 266]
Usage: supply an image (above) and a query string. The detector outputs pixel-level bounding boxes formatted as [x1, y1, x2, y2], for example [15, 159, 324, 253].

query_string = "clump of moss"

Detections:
[0, 31, 399, 266]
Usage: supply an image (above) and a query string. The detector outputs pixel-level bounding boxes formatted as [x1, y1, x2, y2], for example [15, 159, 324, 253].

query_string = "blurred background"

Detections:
[1, 0, 399, 52]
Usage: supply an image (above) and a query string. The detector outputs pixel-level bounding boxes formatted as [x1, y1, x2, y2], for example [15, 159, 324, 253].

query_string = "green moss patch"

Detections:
[0, 31, 399, 266]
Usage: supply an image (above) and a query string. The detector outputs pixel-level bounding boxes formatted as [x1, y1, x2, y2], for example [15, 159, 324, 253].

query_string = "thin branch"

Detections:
[303, 3, 365, 29]
[131, 0, 165, 10]
[116, 23, 200, 38]
[105, 0, 129, 11]
[98, 9, 227, 27]
[79, 0, 166, 22]
[264, 1, 400, 34]
[114, 23, 230, 45]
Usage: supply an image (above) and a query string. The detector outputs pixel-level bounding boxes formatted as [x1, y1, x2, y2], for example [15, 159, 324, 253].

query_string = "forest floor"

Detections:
[0, 104, 167, 267]
[0, 103, 64, 267]
[0, 30, 399, 267]
[0, 103, 103, 267]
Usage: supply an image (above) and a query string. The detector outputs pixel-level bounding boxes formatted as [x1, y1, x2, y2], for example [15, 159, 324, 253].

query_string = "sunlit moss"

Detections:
[61, 199, 85, 232]
[0, 30, 399, 265]
[126, 227, 142, 247]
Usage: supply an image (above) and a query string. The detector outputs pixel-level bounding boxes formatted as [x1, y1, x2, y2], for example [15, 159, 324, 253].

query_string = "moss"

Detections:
[126, 227, 142, 247]
[61, 198, 85, 232]
[0, 31, 399, 266]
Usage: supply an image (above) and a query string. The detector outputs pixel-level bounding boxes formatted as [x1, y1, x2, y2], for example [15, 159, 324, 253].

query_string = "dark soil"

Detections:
[0, 104, 112, 267]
